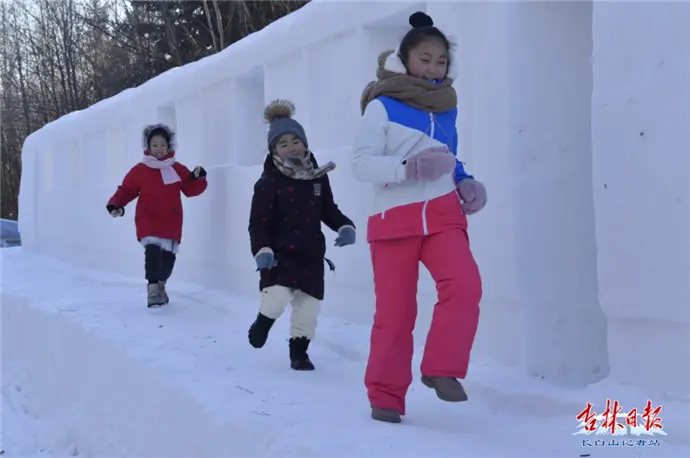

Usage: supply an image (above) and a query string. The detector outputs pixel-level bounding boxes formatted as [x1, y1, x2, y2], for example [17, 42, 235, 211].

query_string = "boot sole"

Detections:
[148, 299, 166, 308]
[290, 362, 315, 371]
[371, 410, 402, 423]
[248, 340, 266, 349]
[421, 376, 468, 402]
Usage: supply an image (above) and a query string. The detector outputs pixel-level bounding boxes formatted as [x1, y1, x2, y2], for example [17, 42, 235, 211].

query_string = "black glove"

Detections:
[191, 166, 207, 180]
[106, 204, 124, 217]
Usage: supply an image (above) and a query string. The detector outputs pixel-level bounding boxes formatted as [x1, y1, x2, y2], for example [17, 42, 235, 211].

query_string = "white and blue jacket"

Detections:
[352, 50, 474, 224]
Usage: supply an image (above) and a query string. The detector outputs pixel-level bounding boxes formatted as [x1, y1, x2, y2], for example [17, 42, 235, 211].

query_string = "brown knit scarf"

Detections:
[272, 151, 335, 180]
[360, 50, 458, 115]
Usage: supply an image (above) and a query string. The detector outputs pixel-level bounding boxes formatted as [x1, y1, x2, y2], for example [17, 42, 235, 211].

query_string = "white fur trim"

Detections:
[384, 46, 408, 75]
[384, 34, 460, 80]
[446, 34, 459, 81]
[141, 236, 179, 254]
[255, 247, 273, 258]
[338, 225, 356, 233]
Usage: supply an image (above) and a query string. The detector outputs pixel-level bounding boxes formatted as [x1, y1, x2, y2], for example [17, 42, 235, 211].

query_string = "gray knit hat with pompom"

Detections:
[264, 100, 308, 152]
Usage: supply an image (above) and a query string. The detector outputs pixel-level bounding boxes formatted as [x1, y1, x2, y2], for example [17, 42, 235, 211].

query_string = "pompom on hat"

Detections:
[264, 99, 308, 152]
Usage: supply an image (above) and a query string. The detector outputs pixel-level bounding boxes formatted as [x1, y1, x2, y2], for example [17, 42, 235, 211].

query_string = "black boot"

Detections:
[248, 313, 275, 348]
[289, 336, 315, 371]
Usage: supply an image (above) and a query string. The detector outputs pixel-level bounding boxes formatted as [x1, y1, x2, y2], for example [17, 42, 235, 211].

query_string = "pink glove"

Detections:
[457, 179, 487, 215]
[404, 146, 456, 182]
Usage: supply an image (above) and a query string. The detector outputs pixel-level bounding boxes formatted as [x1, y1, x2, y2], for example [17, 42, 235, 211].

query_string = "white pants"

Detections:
[260, 285, 321, 339]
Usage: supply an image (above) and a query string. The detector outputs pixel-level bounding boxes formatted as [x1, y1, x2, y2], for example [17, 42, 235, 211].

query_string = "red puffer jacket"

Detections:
[107, 160, 207, 242]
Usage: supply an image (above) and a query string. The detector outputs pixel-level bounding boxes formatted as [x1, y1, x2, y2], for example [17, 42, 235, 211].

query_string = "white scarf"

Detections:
[141, 154, 182, 185]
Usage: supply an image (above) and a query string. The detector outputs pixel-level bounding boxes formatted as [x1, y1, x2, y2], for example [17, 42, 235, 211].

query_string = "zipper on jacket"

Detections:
[420, 112, 435, 236]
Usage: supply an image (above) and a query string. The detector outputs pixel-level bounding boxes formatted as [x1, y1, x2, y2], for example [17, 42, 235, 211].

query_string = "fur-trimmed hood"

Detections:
[142, 123, 176, 151]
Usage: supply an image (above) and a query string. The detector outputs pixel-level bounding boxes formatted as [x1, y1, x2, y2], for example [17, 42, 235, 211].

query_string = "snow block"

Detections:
[506, 1, 609, 386]
[591, 1, 690, 397]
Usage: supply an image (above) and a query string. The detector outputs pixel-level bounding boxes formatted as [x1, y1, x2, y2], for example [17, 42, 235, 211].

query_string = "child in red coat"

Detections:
[106, 124, 208, 307]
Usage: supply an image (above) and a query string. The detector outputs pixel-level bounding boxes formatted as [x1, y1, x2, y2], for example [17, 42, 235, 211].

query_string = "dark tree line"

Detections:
[0, 0, 308, 220]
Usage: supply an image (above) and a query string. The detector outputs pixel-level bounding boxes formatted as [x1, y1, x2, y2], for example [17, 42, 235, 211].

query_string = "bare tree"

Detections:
[0, 0, 309, 221]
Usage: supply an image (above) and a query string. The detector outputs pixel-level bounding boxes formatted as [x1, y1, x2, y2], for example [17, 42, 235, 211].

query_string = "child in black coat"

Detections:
[248, 100, 356, 370]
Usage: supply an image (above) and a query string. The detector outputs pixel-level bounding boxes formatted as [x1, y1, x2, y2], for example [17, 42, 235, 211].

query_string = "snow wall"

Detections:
[17, 0, 690, 399]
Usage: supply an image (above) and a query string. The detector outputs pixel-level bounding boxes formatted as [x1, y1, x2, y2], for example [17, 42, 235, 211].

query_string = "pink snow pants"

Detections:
[364, 228, 482, 415]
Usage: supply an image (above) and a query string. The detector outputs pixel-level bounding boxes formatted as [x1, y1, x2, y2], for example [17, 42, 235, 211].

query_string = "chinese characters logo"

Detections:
[574, 399, 665, 448]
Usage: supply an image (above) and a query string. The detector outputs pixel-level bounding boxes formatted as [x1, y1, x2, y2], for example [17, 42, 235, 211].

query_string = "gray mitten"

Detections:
[334, 225, 356, 247]
[255, 249, 277, 270]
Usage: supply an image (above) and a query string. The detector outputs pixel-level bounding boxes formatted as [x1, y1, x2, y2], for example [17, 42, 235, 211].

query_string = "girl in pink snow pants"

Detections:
[351, 11, 488, 424]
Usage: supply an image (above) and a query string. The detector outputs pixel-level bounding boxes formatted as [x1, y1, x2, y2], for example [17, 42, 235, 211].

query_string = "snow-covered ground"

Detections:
[2, 247, 688, 457]
[2, 366, 75, 458]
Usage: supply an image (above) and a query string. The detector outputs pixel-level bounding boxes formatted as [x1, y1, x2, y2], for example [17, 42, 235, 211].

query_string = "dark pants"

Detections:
[144, 244, 177, 284]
